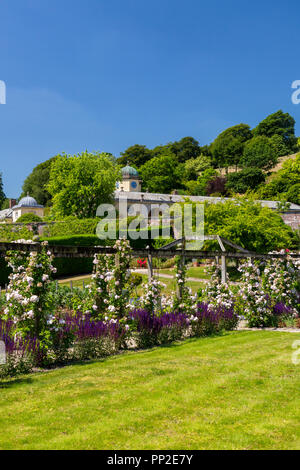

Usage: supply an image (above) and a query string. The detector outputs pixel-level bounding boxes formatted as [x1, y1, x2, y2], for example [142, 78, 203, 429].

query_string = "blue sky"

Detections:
[0, 0, 299, 197]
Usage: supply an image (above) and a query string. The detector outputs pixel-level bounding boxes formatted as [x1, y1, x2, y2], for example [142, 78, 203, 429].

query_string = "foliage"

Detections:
[17, 213, 43, 223]
[0, 224, 33, 242]
[226, 168, 265, 193]
[3, 243, 57, 342]
[253, 110, 297, 152]
[0, 173, 6, 209]
[206, 176, 228, 196]
[202, 263, 234, 311]
[21, 157, 56, 206]
[42, 218, 100, 237]
[242, 136, 278, 170]
[139, 277, 164, 314]
[129, 309, 188, 349]
[235, 259, 275, 327]
[236, 254, 299, 327]
[269, 134, 290, 157]
[184, 155, 212, 181]
[47, 151, 120, 219]
[166, 136, 202, 163]
[190, 303, 238, 337]
[262, 252, 300, 313]
[212, 124, 252, 169]
[139, 152, 183, 193]
[202, 199, 295, 252]
[173, 256, 196, 315]
[117, 144, 152, 167]
[256, 154, 300, 204]
[185, 168, 217, 195]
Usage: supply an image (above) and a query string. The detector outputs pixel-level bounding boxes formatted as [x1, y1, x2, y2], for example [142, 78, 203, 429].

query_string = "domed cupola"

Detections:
[117, 166, 141, 192]
[12, 193, 45, 223]
[121, 165, 139, 179]
[17, 195, 42, 208]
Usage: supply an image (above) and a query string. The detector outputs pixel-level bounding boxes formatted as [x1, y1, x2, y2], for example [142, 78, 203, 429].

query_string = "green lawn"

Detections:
[0, 331, 300, 450]
[60, 274, 204, 294]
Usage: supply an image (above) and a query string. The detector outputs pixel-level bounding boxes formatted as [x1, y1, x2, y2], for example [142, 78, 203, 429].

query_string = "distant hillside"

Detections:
[219, 152, 299, 179]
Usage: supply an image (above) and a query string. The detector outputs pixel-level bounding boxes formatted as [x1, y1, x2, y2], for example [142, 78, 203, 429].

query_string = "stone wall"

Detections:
[280, 212, 300, 231]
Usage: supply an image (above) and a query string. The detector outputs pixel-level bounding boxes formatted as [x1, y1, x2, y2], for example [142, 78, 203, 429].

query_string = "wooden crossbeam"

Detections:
[0, 242, 299, 260]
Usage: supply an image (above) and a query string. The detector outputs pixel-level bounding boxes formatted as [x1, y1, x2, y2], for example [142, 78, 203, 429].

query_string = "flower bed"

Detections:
[0, 239, 299, 379]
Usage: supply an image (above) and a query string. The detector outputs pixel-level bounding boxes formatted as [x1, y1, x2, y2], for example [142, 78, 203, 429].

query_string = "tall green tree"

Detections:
[21, 157, 57, 206]
[202, 199, 295, 252]
[139, 152, 182, 193]
[47, 152, 120, 219]
[117, 145, 152, 167]
[226, 168, 265, 194]
[183, 155, 212, 181]
[253, 110, 297, 152]
[241, 136, 278, 170]
[168, 137, 201, 163]
[212, 124, 252, 169]
[0, 173, 6, 209]
[152, 137, 202, 163]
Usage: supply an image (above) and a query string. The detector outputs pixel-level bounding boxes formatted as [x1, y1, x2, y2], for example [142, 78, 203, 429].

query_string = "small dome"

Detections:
[18, 196, 39, 207]
[121, 165, 139, 178]
[15, 194, 43, 208]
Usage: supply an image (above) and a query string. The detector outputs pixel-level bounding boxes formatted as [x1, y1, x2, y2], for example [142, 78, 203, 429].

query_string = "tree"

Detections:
[0, 173, 6, 209]
[151, 137, 202, 163]
[117, 145, 152, 168]
[184, 155, 212, 181]
[256, 154, 300, 201]
[168, 137, 201, 163]
[139, 152, 182, 193]
[269, 134, 290, 158]
[185, 168, 217, 195]
[286, 184, 300, 205]
[241, 136, 278, 170]
[206, 176, 228, 196]
[47, 152, 120, 219]
[212, 124, 252, 169]
[203, 199, 294, 253]
[253, 110, 297, 152]
[21, 157, 57, 206]
[226, 168, 265, 194]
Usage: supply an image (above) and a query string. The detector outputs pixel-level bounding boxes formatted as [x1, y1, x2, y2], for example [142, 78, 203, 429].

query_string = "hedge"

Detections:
[0, 228, 174, 285]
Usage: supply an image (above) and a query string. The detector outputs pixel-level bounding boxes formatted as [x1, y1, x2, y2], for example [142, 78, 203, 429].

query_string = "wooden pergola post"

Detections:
[217, 236, 227, 284]
[147, 247, 153, 282]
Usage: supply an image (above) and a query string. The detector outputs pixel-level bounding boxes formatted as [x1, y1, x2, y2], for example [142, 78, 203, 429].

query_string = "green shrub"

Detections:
[17, 213, 43, 223]
[226, 168, 265, 193]
[0, 224, 33, 242]
[42, 218, 100, 237]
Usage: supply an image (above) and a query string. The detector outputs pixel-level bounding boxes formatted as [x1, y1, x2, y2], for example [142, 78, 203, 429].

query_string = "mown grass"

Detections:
[0, 331, 299, 450]
[59, 274, 204, 295]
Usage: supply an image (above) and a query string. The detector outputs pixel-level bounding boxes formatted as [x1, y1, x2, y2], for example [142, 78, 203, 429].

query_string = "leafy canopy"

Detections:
[226, 168, 265, 194]
[256, 154, 300, 204]
[21, 157, 57, 206]
[241, 136, 278, 170]
[253, 110, 297, 152]
[0, 173, 6, 209]
[139, 152, 183, 193]
[117, 145, 152, 168]
[212, 124, 252, 168]
[202, 198, 295, 252]
[47, 152, 120, 219]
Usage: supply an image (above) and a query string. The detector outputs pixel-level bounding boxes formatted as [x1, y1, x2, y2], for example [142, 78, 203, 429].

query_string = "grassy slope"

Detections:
[0, 331, 300, 450]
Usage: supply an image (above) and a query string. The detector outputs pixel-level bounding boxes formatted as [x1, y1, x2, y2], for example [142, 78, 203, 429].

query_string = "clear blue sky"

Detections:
[0, 0, 299, 198]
